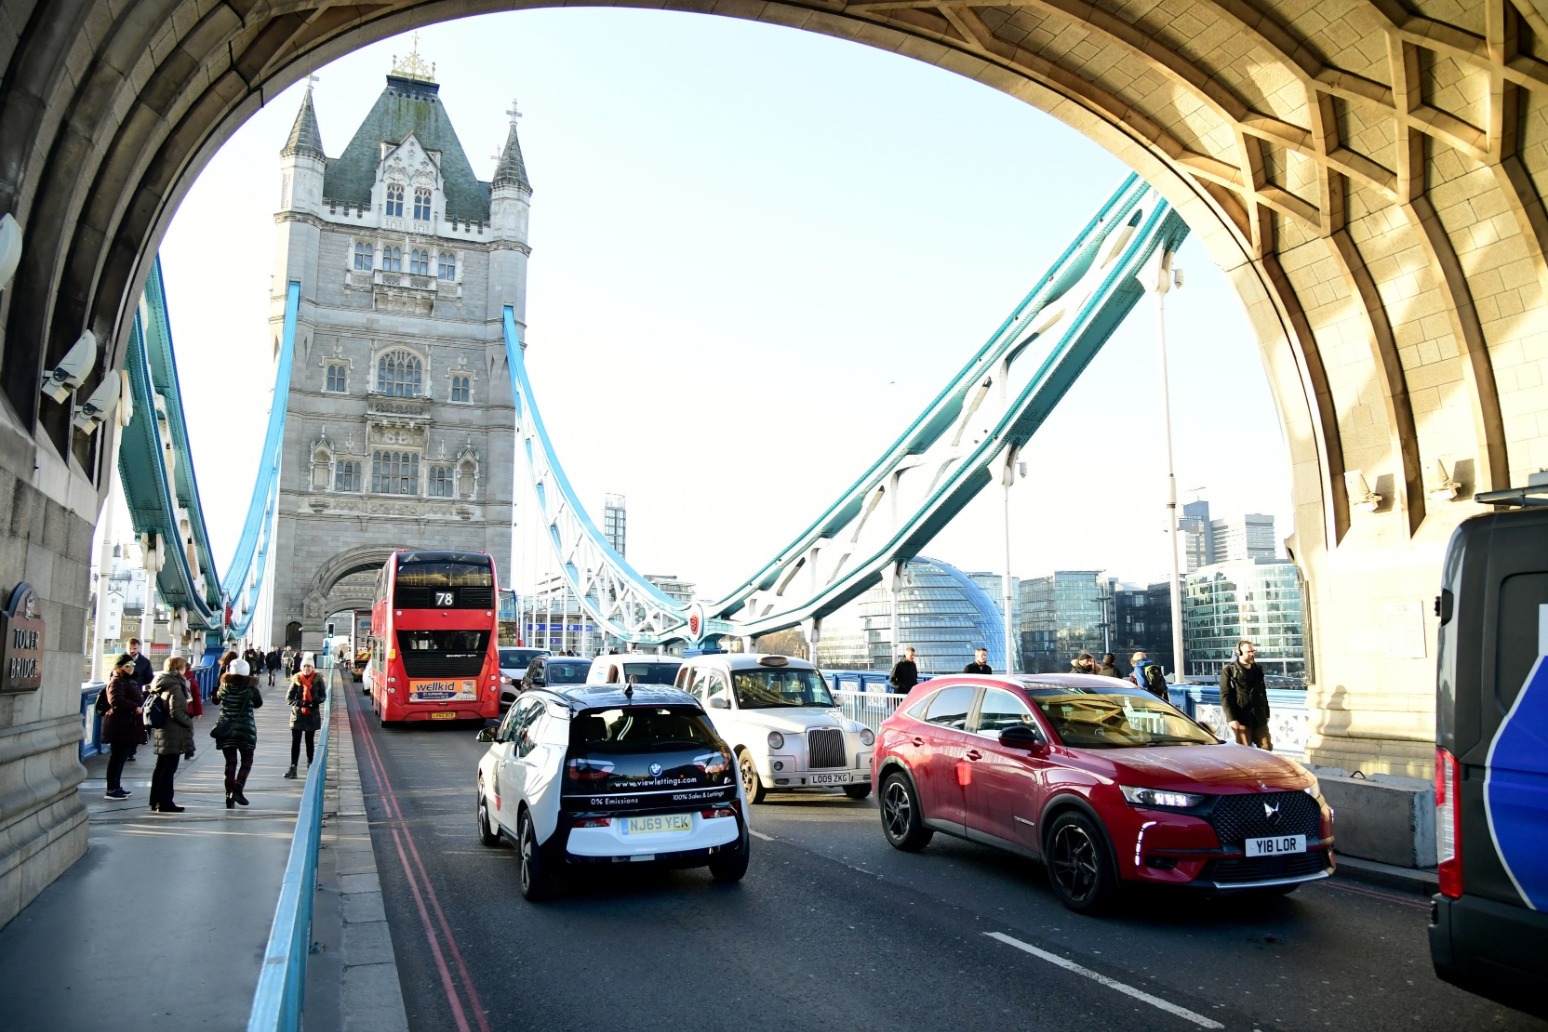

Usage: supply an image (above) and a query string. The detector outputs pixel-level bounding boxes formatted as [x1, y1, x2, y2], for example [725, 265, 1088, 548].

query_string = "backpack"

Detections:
[144, 691, 169, 730]
[1142, 663, 1169, 699]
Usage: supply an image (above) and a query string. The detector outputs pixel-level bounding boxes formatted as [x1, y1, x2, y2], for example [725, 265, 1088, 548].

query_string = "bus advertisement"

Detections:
[367, 550, 502, 726]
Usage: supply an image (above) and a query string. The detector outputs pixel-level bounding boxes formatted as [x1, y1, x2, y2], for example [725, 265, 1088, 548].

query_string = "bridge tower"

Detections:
[266, 55, 522, 651]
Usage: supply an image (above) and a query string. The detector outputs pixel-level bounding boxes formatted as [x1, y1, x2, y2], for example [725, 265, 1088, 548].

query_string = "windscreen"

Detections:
[544, 660, 591, 684]
[1028, 687, 1216, 748]
[619, 662, 681, 685]
[394, 558, 495, 608]
[396, 629, 490, 677]
[732, 668, 835, 709]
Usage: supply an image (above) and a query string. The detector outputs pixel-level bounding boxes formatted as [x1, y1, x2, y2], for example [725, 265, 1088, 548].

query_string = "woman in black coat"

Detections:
[214, 658, 263, 808]
[101, 653, 147, 800]
[283, 658, 326, 779]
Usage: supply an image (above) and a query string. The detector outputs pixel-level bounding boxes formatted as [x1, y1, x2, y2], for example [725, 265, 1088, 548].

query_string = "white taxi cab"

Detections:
[674, 653, 874, 802]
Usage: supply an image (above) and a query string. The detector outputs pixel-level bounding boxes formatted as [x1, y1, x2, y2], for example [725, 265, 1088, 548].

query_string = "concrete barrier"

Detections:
[1312, 769, 1436, 869]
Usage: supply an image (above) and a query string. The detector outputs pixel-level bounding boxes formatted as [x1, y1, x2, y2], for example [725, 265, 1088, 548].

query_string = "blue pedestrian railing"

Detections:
[247, 688, 331, 1032]
[1167, 684, 1308, 756]
[79, 682, 106, 759]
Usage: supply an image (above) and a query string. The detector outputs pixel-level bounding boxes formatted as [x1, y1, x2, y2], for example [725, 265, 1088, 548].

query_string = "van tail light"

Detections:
[1436, 746, 1463, 899]
[567, 759, 615, 781]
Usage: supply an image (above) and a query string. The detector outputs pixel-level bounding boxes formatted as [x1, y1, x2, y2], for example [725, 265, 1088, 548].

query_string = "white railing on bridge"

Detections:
[833, 689, 905, 733]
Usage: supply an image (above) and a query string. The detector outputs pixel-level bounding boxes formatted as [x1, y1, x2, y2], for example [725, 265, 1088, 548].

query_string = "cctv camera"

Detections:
[72, 375, 120, 434]
[40, 330, 97, 403]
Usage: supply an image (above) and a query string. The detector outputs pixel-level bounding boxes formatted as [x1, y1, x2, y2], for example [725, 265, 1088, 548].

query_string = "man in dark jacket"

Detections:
[126, 638, 153, 760]
[963, 647, 992, 674]
[1220, 640, 1272, 749]
[889, 647, 919, 694]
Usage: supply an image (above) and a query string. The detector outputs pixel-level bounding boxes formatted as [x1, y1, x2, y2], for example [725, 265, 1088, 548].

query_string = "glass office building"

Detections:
[1018, 571, 1105, 673]
[814, 556, 1005, 676]
[1183, 558, 1305, 677]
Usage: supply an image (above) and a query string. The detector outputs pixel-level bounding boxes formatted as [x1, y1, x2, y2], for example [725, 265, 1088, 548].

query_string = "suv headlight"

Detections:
[767, 731, 785, 750]
[860, 728, 875, 747]
[1120, 785, 1205, 810]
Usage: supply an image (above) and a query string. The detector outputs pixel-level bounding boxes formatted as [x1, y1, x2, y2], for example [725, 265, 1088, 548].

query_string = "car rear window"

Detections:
[544, 660, 590, 683]
[618, 662, 681, 685]
[570, 706, 720, 753]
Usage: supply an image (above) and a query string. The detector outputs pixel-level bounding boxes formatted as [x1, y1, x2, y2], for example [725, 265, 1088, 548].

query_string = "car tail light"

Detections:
[1436, 746, 1462, 899]
[567, 758, 615, 780]
[700, 807, 737, 820]
[572, 817, 612, 828]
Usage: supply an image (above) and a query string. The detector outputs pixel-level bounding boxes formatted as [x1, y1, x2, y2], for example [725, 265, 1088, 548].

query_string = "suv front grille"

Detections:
[808, 728, 845, 769]
[1207, 791, 1321, 848]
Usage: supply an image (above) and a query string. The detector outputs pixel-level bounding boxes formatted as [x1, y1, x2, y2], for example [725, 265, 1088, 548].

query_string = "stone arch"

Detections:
[4, 0, 1547, 926]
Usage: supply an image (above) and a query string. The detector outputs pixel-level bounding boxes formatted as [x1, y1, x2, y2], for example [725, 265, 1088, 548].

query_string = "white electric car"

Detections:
[474, 684, 750, 900]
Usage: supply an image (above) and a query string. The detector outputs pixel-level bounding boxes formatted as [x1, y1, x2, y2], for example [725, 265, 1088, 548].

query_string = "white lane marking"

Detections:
[748, 829, 774, 842]
[985, 931, 1224, 1030]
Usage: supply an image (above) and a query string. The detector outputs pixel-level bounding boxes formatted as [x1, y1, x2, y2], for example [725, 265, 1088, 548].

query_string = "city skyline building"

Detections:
[1182, 557, 1305, 678]
[815, 556, 1004, 676]
[603, 493, 627, 558]
[1112, 583, 1175, 676]
[1209, 513, 1279, 563]
[1018, 570, 1105, 673]
[265, 56, 525, 651]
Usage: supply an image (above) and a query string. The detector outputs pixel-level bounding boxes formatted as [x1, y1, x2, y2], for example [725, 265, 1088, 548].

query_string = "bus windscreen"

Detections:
[394, 559, 495, 608]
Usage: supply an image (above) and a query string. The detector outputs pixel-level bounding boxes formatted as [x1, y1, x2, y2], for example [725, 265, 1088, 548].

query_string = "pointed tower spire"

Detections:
[281, 78, 326, 160]
[492, 99, 530, 192]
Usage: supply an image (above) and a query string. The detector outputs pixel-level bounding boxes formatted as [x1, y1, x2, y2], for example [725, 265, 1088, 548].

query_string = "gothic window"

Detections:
[437, 252, 456, 281]
[450, 374, 471, 403]
[375, 349, 422, 397]
[353, 242, 373, 271]
[324, 363, 347, 393]
[334, 460, 361, 492]
[428, 465, 454, 497]
[382, 245, 402, 273]
[371, 451, 420, 495]
[410, 248, 430, 276]
[385, 183, 404, 217]
[413, 188, 432, 221]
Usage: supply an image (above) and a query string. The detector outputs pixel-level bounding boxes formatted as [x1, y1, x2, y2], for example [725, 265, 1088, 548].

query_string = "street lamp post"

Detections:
[1001, 446, 1025, 674]
[1142, 247, 1186, 681]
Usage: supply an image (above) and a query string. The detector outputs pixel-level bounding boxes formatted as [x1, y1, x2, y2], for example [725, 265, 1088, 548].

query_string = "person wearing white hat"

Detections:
[213, 657, 263, 807]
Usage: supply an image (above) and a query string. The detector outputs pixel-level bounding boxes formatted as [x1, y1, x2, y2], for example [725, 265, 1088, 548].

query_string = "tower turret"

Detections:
[488, 100, 532, 325]
[279, 81, 326, 214]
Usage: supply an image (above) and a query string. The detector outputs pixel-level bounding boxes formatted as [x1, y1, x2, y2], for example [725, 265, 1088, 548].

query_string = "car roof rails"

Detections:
[1475, 470, 1548, 508]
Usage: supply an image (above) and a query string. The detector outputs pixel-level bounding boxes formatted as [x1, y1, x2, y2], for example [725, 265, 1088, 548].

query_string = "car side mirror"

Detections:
[475, 727, 497, 743]
[709, 696, 729, 709]
[998, 724, 1044, 750]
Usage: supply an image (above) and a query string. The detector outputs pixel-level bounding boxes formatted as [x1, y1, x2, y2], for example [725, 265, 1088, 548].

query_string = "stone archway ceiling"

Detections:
[2, 0, 1543, 554]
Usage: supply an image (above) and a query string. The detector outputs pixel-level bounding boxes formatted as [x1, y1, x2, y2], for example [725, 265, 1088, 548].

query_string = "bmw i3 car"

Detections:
[475, 684, 751, 900]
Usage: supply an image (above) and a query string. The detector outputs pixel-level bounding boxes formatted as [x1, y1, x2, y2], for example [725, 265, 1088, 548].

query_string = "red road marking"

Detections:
[347, 678, 493, 1032]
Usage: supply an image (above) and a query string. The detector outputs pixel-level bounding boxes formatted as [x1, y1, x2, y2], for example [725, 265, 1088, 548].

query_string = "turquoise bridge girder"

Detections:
[116, 261, 299, 643]
[505, 174, 1190, 646]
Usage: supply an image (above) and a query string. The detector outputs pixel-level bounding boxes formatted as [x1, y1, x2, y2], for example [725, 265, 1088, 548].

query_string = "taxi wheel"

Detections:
[879, 771, 932, 851]
[843, 783, 872, 801]
[1046, 811, 1116, 913]
[738, 751, 767, 804]
[476, 787, 500, 847]
[708, 827, 750, 883]
[518, 810, 555, 901]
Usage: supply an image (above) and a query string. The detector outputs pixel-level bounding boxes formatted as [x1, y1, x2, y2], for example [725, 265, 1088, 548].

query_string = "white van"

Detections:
[585, 652, 682, 687]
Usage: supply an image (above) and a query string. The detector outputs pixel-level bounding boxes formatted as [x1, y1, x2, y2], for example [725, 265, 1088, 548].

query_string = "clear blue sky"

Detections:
[155, 9, 1291, 599]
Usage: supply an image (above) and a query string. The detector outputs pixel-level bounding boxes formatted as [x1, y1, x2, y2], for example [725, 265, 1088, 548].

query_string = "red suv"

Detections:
[871, 673, 1334, 912]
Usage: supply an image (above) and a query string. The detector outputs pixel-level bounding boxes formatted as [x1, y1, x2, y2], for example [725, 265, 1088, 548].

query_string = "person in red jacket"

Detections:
[283, 659, 327, 779]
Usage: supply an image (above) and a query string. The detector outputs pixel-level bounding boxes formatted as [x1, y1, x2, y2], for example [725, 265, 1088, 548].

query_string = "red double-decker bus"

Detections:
[367, 550, 502, 726]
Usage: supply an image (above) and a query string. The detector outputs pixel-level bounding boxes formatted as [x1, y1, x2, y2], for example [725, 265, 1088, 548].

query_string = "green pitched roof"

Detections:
[323, 75, 490, 221]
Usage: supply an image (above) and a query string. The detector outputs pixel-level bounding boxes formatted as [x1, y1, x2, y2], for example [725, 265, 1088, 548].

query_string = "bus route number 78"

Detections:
[433, 591, 455, 607]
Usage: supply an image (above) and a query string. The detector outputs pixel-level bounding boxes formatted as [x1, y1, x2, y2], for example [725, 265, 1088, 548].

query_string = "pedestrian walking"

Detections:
[1220, 640, 1273, 750]
[284, 659, 326, 779]
[283, 645, 298, 678]
[265, 647, 281, 686]
[1098, 652, 1120, 678]
[889, 646, 919, 694]
[963, 647, 992, 674]
[1129, 650, 1169, 699]
[100, 653, 147, 799]
[1070, 651, 1097, 674]
[148, 657, 195, 812]
[214, 658, 263, 807]
[126, 637, 154, 761]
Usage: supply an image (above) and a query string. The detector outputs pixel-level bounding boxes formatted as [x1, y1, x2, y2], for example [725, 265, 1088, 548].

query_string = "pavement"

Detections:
[0, 670, 1441, 1031]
